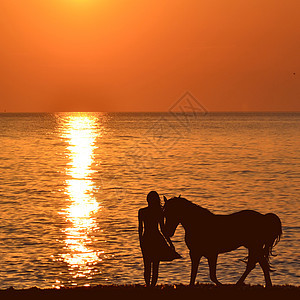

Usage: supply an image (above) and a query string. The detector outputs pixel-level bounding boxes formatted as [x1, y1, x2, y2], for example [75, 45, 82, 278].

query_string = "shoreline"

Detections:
[1, 284, 299, 300]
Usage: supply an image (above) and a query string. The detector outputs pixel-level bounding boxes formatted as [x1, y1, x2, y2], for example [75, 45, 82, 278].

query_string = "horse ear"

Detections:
[163, 196, 167, 203]
[178, 194, 181, 198]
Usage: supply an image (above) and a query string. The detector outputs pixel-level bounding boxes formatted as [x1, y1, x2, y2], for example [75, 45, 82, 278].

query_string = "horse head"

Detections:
[163, 195, 181, 237]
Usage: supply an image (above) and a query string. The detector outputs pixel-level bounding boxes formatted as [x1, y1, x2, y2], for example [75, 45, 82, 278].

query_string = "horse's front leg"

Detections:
[189, 251, 201, 286]
[208, 254, 222, 286]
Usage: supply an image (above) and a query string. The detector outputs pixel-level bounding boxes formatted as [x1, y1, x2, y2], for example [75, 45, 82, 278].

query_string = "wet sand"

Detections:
[1, 284, 299, 300]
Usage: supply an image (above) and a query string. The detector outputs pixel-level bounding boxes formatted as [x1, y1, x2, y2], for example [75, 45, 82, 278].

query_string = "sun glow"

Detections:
[58, 113, 102, 280]
[62, 0, 101, 10]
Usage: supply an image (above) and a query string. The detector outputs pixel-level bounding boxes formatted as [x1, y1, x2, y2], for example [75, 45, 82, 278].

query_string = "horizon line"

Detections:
[1, 111, 300, 114]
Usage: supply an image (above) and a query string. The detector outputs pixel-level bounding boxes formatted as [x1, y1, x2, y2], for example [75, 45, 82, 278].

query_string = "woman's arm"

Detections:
[138, 209, 143, 241]
[159, 214, 175, 249]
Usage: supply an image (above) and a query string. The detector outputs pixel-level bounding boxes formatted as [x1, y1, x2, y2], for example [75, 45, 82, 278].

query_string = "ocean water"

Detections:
[0, 112, 299, 289]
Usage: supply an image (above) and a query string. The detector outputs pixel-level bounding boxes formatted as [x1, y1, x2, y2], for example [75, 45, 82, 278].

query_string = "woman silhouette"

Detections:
[138, 191, 181, 287]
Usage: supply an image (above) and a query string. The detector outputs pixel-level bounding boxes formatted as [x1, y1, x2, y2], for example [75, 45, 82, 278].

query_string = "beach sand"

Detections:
[1, 284, 299, 300]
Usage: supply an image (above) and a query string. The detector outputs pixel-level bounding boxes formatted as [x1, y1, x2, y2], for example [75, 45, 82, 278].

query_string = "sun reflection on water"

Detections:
[58, 113, 102, 284]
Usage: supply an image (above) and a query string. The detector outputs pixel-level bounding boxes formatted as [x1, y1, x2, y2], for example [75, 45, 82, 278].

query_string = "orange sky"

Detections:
[0, 0, 299, 112]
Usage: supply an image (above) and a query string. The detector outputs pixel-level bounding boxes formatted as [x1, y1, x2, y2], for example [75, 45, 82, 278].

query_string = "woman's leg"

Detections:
[143, 257, 151, 286]
[151, 260, 160, 287]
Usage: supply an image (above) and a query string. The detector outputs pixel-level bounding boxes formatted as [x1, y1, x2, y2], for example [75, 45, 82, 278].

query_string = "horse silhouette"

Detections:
[163, 196, 282, 287]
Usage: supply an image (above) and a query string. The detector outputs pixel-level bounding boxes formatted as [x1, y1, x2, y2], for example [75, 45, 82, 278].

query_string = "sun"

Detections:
[64, 0, 97, 5]
[59, 0, 107, 15]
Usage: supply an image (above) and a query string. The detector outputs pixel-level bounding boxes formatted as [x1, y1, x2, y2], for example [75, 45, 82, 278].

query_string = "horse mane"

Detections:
[168, 196, 213, 216]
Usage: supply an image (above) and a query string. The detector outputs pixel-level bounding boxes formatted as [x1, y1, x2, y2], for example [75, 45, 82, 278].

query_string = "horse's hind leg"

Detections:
[258, 256, 272, 287]
[189, 251, 201, 286]
[208, 254, 222, 286]
[236, 250, 257, 286]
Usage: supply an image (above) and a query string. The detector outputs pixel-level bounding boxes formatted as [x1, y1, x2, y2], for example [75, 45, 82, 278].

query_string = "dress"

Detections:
[139, 207, 182, 262]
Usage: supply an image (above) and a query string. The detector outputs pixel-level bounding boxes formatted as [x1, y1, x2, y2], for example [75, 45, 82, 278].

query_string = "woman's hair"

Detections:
[147, 191, 161, 208]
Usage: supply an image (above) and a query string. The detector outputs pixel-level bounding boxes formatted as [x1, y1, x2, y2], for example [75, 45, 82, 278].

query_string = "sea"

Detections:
[0, 112, 299, 289]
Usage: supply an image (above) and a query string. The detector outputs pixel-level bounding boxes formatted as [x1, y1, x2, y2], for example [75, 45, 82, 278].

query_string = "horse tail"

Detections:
[263, 213, 282, 269]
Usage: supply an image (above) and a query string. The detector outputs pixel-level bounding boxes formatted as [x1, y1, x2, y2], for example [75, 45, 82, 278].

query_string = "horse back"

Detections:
[185, 209, 270, 254]
[228, 209, 263, 218]
[215, 210, 265, 236]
